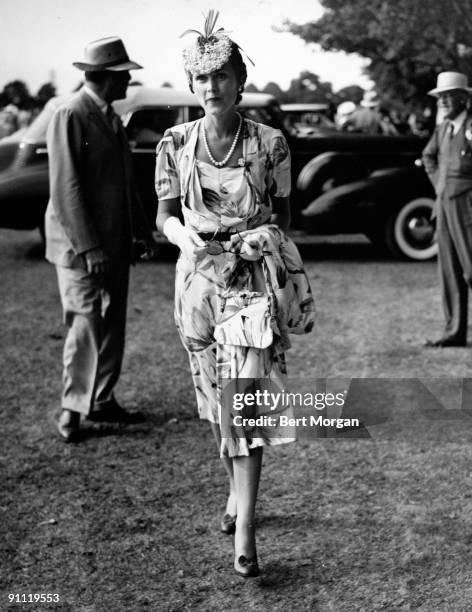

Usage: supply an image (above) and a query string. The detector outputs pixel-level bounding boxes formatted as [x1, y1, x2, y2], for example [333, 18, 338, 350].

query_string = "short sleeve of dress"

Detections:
[268, 130, 291, 198]
[155, 129, 181, 200]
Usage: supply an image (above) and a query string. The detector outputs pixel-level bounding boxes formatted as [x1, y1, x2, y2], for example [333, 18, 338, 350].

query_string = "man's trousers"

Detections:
[55, 262, 130, 415]
[437, 190, 472, 342]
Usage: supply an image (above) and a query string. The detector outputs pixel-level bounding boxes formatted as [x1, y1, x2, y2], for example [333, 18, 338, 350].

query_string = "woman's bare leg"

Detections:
[233, 446, 263, 560]
[210, 422, 237, 516]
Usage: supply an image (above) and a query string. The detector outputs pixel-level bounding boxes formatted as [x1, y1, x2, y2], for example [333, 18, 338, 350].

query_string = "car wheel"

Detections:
[385, 197, 437, 261]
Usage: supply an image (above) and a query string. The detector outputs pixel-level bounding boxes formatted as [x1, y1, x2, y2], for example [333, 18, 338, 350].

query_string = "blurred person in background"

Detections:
[0, 105, 19, 138]
[423, 71, 472, 347]
[335, 100, 356, 130]
[346, 91, 398, 135]
[408, 106, 435, 137]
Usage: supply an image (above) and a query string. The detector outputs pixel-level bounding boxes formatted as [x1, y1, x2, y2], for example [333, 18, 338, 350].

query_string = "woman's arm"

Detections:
[270, 196, 291, 232]
[156, 198, 206, 260]
[156, 197, 181, 235]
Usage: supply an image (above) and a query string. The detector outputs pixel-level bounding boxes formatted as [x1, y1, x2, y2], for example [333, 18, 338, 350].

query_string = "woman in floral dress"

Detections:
[155, 11, 314, 578]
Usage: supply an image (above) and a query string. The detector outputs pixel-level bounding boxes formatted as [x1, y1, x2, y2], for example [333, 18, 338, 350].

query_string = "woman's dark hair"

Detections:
[186, 43, 247, 105]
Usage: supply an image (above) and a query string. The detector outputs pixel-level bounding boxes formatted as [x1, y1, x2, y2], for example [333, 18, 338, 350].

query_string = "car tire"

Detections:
[385, 197, 437, 261]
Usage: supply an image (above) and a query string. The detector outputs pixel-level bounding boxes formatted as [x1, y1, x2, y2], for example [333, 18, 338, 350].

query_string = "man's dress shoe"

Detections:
[424, 337, 467, 348]
[87, 400, 145, 424]
[55, 409, 80, 442]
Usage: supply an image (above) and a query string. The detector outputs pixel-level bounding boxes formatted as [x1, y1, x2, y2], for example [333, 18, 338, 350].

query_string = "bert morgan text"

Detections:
[232, 414, 360, 428]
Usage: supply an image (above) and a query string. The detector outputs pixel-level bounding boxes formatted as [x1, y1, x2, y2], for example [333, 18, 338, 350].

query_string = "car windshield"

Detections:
[21, 91, 286, 144]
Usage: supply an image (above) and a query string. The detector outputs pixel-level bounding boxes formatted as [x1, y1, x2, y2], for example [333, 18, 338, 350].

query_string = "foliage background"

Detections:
[285, 0, 472, 112]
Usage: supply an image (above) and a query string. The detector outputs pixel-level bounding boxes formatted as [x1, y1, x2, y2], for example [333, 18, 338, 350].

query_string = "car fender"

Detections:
[301, 166, 434, 218]
[0, 165, 49, 229]
[296, 151, 368, 204]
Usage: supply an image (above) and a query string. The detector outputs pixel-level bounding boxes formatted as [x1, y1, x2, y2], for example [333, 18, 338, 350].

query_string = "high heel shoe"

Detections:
[220, 513, 236, 535]
[234, 554, 259, 578]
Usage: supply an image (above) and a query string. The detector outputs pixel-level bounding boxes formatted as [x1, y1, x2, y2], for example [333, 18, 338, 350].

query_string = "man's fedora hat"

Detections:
[73, 36, 142, 71]
[428, 71, 472, 96]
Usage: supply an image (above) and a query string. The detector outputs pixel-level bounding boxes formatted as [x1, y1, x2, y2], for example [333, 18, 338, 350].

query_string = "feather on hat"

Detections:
[181, 10, 253, 76]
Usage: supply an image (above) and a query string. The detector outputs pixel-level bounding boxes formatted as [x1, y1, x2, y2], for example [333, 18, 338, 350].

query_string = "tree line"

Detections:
[6, 0, 469, 118]
[284, 0, 472, 114]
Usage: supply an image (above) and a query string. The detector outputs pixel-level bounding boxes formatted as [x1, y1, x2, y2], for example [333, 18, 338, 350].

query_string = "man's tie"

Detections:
[437, 121, 456, 199]
[448, 121, 455, 139]
[106, 105, 120, 134]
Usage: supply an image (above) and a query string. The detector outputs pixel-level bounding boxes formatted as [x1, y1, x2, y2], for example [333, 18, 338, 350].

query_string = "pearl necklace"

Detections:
[203, 113, 243, 167]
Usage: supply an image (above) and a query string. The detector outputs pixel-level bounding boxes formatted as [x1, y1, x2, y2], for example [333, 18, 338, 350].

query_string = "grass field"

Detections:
[2, 229, 472, 611]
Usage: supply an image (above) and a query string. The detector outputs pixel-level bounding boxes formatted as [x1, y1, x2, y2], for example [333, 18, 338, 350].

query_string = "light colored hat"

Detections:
[360, 91, 380, 108]
[73, 36, 142, 72]
[181, 10, 253, 76]
[181, 10, 232, 76]
[428, 71, 471, 96]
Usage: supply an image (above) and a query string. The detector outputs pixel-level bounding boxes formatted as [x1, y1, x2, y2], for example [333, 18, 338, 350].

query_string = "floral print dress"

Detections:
[155, 118, 304, 457]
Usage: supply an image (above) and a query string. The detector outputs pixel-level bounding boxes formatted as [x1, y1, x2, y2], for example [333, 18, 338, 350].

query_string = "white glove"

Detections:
[163, 217, 206, 263]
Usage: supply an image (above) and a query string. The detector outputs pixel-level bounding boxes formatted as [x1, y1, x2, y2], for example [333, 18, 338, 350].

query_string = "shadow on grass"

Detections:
[50, 423, 156, 446]
[25, 241, 45, 260]
[255, 513, 315, 530]
[60, 411, 197, 444]
[257, 561, 320, 589]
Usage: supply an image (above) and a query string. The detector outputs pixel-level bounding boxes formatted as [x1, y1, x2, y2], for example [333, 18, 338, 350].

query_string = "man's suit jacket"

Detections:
[422, 116, 472, 205]
[45, 89, 148, 268]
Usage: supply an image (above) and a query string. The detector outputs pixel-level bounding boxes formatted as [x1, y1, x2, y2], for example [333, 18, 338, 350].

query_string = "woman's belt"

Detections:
[197, 231, 236, 241]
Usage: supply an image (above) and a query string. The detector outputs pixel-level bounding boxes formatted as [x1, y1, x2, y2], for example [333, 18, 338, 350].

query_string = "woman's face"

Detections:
[193, 62, 240, 116]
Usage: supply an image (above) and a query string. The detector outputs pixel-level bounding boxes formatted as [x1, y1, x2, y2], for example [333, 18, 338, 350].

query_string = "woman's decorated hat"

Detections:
[181, 10, 252, 76]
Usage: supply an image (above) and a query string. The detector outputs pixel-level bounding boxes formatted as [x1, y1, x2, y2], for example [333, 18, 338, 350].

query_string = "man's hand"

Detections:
[134, 237, 158, 261]
[84, 247, 109, 275]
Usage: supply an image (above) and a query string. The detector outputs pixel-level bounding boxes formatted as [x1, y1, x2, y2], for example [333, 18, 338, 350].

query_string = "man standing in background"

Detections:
[423, 71, 472, 348]
[45, 37, 154, 441]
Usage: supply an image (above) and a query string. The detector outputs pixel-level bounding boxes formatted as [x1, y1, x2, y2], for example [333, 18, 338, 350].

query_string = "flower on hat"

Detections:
[181, 10, 234, 76]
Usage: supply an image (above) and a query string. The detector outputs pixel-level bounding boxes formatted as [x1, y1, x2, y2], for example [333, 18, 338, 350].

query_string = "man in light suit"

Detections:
[46, 37, 153, 441]
[423, 72, 472, 347]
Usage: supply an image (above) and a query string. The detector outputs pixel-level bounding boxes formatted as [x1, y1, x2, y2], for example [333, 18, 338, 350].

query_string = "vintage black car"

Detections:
[0, 86, 435, 260]
[0, 87, 282, 237]
[296, 140, 436, 260]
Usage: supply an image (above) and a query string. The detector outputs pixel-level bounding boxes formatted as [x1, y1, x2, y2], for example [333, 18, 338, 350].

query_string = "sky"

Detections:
[1, 0, 372, 96]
